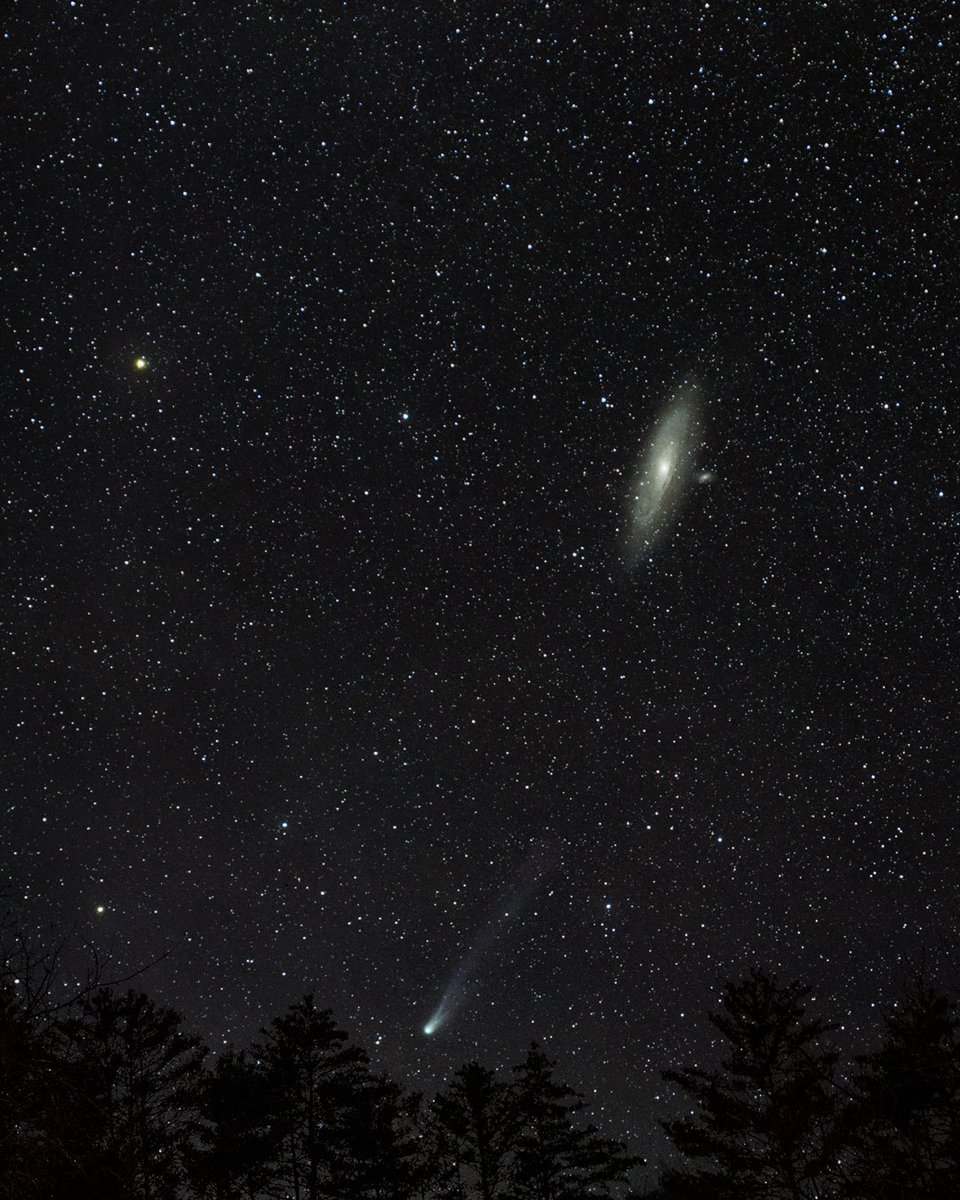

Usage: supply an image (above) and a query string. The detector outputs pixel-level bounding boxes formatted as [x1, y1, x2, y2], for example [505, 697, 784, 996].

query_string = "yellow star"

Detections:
[134, 356, 149, 370]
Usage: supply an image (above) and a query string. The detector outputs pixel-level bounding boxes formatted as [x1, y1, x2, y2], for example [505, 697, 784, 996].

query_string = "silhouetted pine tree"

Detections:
[841, 974, 960, 1198]
[184, 1048, 275, 1200]
[334, 1072, 425, 1200]
[58, 987, 206, 1200]
[432, 1062, 516, 1200]
[660, 970, 839, 1199]
[253, 994, 368, 1200]
[509, 1043, 640, 1200]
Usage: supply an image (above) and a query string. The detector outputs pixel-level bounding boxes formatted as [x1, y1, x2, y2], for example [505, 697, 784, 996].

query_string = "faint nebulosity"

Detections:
[4, 0, 956, 1168]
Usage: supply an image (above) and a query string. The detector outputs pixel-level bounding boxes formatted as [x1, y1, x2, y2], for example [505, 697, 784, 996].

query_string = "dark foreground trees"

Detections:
[5, 923, 960, 1200]
[0, 986, 106, 1199]
[659, 970, 839, 1199]
[429, 1050, 639, 1200]
[0, 984, 205, 1199]
[186, 1049, 274, 1199]
[510, 1045, 640, 1200]
[60, 987, 207, 1200]
[840, 974, 960, 1199]
[431, 1061, 515, 1200]
[253, 995, 368, 1199]
[0, 934, 638, 1200]
[658, 968, 960, 1200]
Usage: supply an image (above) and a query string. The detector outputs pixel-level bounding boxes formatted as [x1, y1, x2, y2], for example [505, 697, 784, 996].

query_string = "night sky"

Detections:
[6, 0, 957, 1171]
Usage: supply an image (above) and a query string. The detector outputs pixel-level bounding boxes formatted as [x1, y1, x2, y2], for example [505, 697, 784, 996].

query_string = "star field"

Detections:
[5, 0, 957, 1170]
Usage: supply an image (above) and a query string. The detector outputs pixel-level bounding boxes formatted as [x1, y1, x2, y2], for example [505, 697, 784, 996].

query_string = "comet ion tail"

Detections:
[419, 840, 558, 1036]
[623, 381, 704, 562]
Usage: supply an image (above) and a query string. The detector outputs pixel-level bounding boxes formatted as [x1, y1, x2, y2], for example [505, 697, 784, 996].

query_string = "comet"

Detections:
[421, 840, 557, 1036]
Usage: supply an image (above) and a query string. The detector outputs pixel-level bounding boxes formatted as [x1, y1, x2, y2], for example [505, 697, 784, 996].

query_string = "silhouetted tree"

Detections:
[432, 1062, 515, 1200]
[660, 970, 839, 1199]
[184, 1049, 275, 1200]
[334, 1072, 426, 1200]
[1, 915, 176, 1199]
[254, 995, 368, 1200]
[509, 1043, 640, 1200]
[841, 973, 960, 1198]
[0, 986, 107, 1199]
[59, 988, 206, 1200]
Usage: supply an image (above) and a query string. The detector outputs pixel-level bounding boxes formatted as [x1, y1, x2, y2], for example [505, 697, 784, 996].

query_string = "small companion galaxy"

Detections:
[4, 0, 956, 1180]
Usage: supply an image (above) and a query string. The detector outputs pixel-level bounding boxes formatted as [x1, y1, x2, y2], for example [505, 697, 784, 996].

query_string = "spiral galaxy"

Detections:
[623, 382, 704, 563]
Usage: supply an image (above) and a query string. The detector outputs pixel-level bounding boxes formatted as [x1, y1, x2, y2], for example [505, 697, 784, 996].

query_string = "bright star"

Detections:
[134, 357, 148, 370]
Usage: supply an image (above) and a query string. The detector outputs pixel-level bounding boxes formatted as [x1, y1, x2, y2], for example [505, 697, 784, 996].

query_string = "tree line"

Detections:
[3, 927, 960, 1199]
